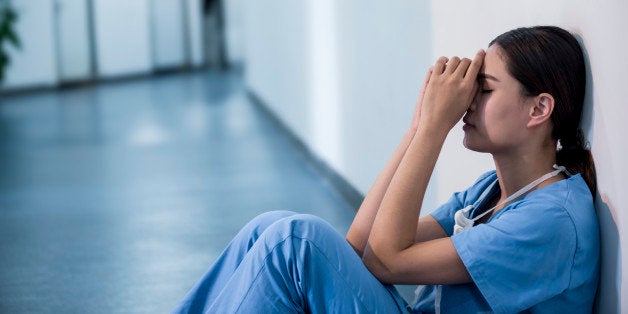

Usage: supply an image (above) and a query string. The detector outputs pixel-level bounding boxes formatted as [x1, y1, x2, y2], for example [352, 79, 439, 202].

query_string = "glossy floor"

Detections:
[0, 71, 359, 313]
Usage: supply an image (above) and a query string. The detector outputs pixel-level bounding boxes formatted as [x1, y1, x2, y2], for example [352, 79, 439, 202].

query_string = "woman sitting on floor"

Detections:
[173, 25, 599, 313]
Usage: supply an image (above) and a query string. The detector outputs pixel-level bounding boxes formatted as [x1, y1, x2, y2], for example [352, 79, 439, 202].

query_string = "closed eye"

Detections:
[480, 89, 492, 94]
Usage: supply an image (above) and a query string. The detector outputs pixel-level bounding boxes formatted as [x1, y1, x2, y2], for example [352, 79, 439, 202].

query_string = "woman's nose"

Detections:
[469, 92, 479, 111]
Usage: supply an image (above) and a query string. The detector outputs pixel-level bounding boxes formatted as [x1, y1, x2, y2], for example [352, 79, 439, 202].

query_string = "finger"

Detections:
[445, 56, 461, 74]
[417, 68, 433, 103]
[471, 80, 480, 98]
[421, 67, 433, 90]
[433, 56, 449, 74]
[454, 58, 472, 77]
[464, 49, 485, 79]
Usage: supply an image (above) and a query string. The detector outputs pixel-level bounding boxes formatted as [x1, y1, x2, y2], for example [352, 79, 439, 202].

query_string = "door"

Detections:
[54, 0, 92, 83]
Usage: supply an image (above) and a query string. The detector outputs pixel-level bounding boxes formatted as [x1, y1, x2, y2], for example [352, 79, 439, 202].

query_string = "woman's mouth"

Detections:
[462, 120, 474, 131]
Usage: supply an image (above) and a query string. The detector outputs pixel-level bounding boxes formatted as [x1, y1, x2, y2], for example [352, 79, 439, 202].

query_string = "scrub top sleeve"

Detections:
[451, 202, 577, 314]
[430, 193, 463, 237]
[430, 171, 497, 237]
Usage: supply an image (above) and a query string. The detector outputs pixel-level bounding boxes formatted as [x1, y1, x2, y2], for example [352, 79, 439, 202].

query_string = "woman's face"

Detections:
[462, 45, 533, 154]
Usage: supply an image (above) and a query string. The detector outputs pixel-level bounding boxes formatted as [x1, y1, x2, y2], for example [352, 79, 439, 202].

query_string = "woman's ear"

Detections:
[527, 93, 554, 128]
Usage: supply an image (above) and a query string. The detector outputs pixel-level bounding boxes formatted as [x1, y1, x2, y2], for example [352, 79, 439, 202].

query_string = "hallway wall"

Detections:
[243, 1, 627, 312]
[243, 0, 438, 210]
[93, 0, 153, 77]
[1, 0, 206, 89]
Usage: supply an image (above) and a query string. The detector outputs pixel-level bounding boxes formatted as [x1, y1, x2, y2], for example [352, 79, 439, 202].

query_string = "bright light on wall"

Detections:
[308, 0, 342, 170]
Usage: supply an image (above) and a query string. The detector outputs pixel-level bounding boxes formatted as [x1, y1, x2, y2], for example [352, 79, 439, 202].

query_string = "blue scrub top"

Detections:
[411, 171, 600, 314]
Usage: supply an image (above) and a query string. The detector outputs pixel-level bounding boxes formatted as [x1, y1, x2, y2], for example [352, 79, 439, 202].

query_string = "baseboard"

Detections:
[246, 90, 364, 211]
[0, 66, 225, 96]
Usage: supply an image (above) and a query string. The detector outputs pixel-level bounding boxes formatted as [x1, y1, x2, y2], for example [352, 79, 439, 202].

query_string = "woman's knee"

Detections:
[241, 210, 299, 237]
[262, 214, 339, 244]
[252, 210, 299, 225]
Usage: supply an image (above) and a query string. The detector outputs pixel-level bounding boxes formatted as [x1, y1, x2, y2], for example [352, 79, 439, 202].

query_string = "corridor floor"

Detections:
[0, 70, 358, 313]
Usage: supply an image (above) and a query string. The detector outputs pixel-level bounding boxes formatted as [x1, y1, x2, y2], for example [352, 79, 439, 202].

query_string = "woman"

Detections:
[173, 26, 599, 313]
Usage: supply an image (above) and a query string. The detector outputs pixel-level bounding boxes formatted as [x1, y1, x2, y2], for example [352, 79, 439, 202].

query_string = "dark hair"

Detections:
[489, 26, 596, 195]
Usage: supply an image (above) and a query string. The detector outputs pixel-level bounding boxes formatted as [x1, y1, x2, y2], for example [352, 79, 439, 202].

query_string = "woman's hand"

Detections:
[419, 50, 485, 132]
[361, 50, 484, 284]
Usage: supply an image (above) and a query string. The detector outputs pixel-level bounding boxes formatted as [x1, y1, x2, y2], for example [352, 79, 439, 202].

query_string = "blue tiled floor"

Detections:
[0, 71, 358, 313]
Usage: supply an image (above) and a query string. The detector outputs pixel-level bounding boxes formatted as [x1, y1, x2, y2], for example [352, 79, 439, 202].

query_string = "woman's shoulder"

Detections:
[506, 173, 598, 239]
[519, 173, 594, 214]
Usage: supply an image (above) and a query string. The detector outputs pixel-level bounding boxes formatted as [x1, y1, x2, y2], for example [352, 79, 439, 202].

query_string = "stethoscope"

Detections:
[432, 164, 569, 314]
[452, 165, 568, 235]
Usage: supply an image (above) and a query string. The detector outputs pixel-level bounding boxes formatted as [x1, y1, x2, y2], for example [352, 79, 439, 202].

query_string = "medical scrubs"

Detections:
[413, 171, 600, 313]
[172, 211, 407, 313]
[173, 171, 599, 313]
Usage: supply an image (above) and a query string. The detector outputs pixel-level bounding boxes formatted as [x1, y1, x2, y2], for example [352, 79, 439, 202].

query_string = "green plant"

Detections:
[0, 0, 20, 83]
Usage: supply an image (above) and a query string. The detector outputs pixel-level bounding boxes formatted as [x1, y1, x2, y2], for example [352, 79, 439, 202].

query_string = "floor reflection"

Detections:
[0, 70, 356, 313]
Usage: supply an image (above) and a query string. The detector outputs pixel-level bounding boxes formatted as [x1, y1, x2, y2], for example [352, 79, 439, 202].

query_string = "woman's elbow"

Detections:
[361, 250, 399, 284]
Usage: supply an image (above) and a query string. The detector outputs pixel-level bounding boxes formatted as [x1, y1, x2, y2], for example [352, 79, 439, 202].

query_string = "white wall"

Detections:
[333, 1, 433, 202]
[56, 0, 91, 81]
[244, 0, 312, 144]
[2, 0, 205, 89]
[243, 0, 626, 312]
[223, 0, 245, 64]
[186, 0, 204, 67]
[150, 0, 186, 69]
[244, 0, 436, 208]
[92, 0, 152, 77]
[2, 0, 57, 89]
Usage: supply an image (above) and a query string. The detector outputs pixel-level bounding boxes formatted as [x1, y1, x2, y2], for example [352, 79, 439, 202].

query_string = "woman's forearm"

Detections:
[365, 126, 447, 260]
[362, 52, 483, 273]
[346, 128, 417, 256]
[346, 69, 433, 257]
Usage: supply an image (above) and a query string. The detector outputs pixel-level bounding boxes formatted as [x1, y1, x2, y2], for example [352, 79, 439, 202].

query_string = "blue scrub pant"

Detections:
[172, 211, 407, 313]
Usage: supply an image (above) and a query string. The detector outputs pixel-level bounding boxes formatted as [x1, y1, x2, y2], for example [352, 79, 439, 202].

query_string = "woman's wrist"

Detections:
[415, 121, 450, 142]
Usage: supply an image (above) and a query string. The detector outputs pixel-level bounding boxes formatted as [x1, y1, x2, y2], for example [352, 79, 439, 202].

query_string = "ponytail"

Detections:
[556, 128, 597, 196]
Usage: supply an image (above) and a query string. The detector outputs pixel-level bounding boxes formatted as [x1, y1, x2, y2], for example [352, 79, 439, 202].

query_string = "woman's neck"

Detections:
[492, 142, 561, 203]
